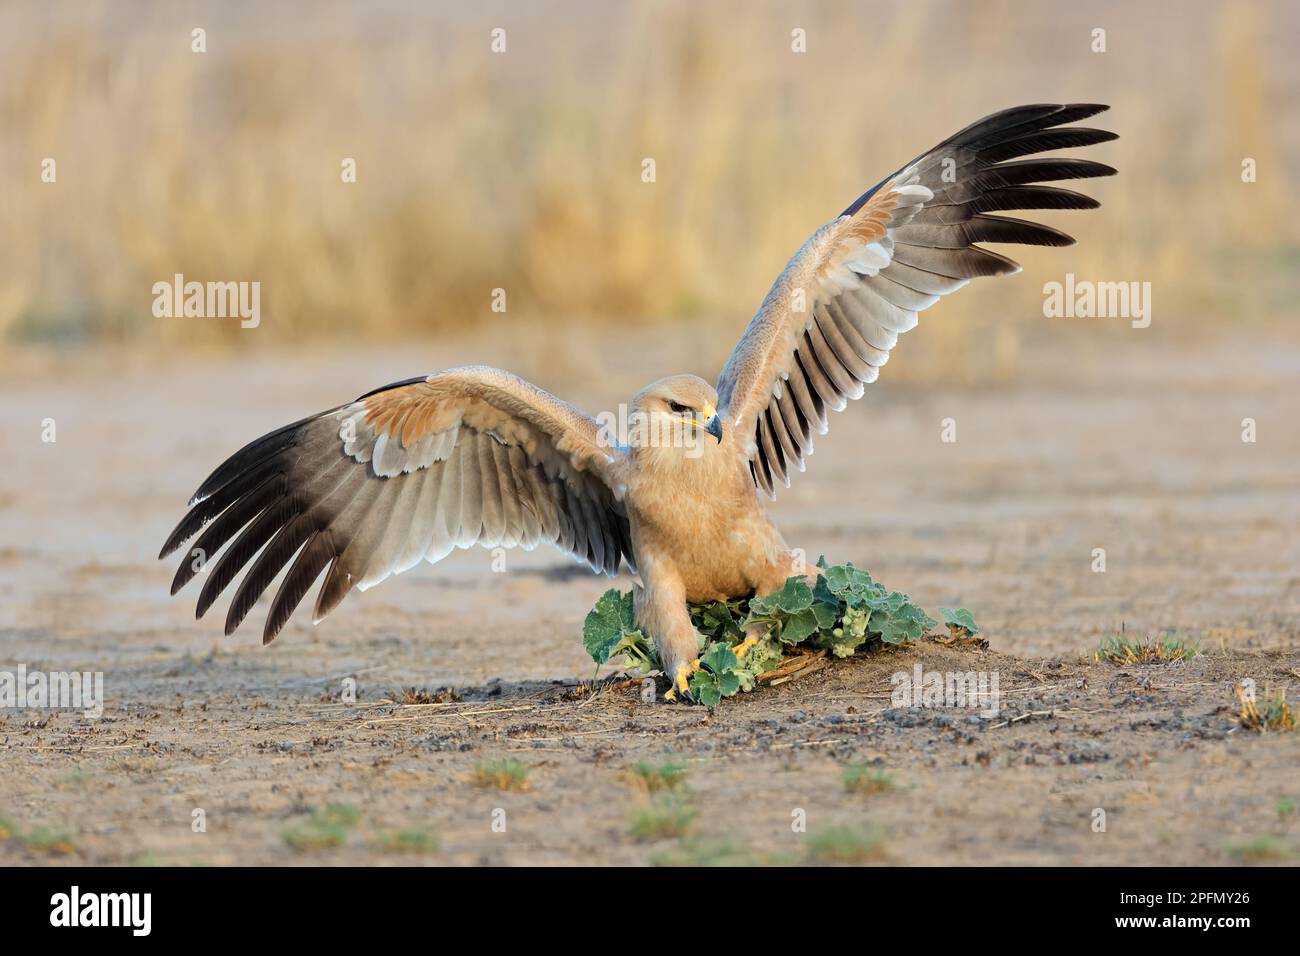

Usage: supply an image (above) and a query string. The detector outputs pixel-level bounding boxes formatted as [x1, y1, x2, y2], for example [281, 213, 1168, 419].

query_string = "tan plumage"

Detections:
[161, 104, 1116, 699]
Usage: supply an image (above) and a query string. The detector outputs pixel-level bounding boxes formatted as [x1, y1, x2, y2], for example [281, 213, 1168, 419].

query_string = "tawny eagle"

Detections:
[161, 104, 1116, 698]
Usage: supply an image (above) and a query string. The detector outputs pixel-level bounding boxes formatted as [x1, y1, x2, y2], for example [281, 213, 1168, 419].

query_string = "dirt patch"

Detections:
[1, 640, 1297, 866]
[1, 333, 1298, 865]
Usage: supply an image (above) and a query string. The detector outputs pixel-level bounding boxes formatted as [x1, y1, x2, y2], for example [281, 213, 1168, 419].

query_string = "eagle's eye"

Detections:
[667, 400, 689, 414]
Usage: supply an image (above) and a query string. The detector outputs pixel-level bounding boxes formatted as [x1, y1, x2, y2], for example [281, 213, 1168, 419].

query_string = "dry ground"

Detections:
[1, 325, 1297, 865]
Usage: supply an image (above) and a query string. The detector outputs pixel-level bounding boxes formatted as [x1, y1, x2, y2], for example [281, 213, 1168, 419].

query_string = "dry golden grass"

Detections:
[2, 1, 1297, 375]
[1094, 633, 1199, 665]
[1232, 686, 1298, 733]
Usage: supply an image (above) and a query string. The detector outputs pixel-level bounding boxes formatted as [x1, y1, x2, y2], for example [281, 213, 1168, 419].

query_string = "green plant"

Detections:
[805, 826, 887, 864]
[652, 838, 754, 867]
[629, 797, 698, 842]
[471, 759, 531, 791]
[939, 607, 980, 637]
[24, 827, 78, 855]
[583, 589, 655, 675]
[377, 828, 440, 854]
[585, 560, 961, 705]
[627, 760, 688, 793]
[1232, 687, 1297, 733]
[1095, 632, 1198, 664]
[282, 803, 362, 851]
[842, 763, 896, 795]
[688, 641, 744, 707]
[1226, 837, 1285, 863]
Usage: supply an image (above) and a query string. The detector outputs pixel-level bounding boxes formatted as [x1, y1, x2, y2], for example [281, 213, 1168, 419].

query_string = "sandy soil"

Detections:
[1, 325, 1297, 865]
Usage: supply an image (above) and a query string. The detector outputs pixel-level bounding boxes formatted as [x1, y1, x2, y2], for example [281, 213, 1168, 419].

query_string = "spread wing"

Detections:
[160, 366, 632, 643]
[716, 103, 1117, 496]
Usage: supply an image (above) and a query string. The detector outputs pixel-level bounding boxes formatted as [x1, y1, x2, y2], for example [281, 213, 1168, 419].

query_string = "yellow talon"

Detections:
[735, 637, 759, 658]
[674, 663, 695, 692]
[664, 688, 677, 702]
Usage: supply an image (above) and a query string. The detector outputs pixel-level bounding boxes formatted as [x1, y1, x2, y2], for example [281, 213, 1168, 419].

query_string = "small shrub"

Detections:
[1227, 837, 1285, 863]
[1095, 633, 1197, 665]
[652, 838, 753, 866]
[24, 827, 78, 855]
[805, 826, 886, 864]
[842, 764, 896, 795]
[282, 803, 362, 851]
[377, 828, 440, 854]
[471, 759, 531, 791]
[627, 760, 688, 794]
[629, 797, 697, 842]
[585, 561, 962, 705]
[1232, 687, 1297, 733]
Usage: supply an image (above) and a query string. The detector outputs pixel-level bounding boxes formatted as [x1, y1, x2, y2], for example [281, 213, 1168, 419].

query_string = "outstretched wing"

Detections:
[160, 366, 632, 643]
[717, 104, 1117, 496]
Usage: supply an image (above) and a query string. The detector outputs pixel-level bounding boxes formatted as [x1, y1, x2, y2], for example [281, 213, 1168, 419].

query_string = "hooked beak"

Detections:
[704, 412, 723, 443]
[691, 407, 723, 443]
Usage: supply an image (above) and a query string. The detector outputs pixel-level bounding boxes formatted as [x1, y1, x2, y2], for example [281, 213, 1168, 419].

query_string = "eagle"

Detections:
[161, 104, 1116, 700]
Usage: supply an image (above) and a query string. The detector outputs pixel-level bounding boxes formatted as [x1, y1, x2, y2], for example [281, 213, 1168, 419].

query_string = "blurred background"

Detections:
[1, 0, 1297, 670]
[2, 1, 1298, 868]
[1, 0, 1297, 379]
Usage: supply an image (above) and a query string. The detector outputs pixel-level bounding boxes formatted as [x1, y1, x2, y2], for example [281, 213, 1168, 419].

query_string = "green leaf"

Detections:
[690, 600, 745, 641]
[810, 593, 841, 628]
[751, 576, 813, 615]
[822, 563, 878, 600]
[580, 563, 974, 706]
[701, 641, 739, 675]
[813, 608, 871, 657]
[869, 593, 936, 645]
[939, 607, 980, 635]
[583, 589, 634, 665]
[780, 608, 820, 645]
[689, 670, 723, 707]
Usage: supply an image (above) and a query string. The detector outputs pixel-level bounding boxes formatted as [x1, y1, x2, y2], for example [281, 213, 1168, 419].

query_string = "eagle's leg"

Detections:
[752, 549, 824, 596]
[633, 579, 703, 702]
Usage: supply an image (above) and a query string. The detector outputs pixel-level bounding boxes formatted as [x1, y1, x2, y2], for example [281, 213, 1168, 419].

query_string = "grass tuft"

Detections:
[805, 826, 887, 864]
[471, 759, 531, 792]
[842, 763, 896, 795]
[627, 760, 688, 794]
[282, 803, 362, 851]
[652, 837, 753, 867]
[1232, 687, 1297, 733]
[1226, 837, 1285, 863]
[24, 827, 78, 855]
[376, 828, 440, 855]
[1095, 633, 1198, 665]
[629, 797, 698, 842]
